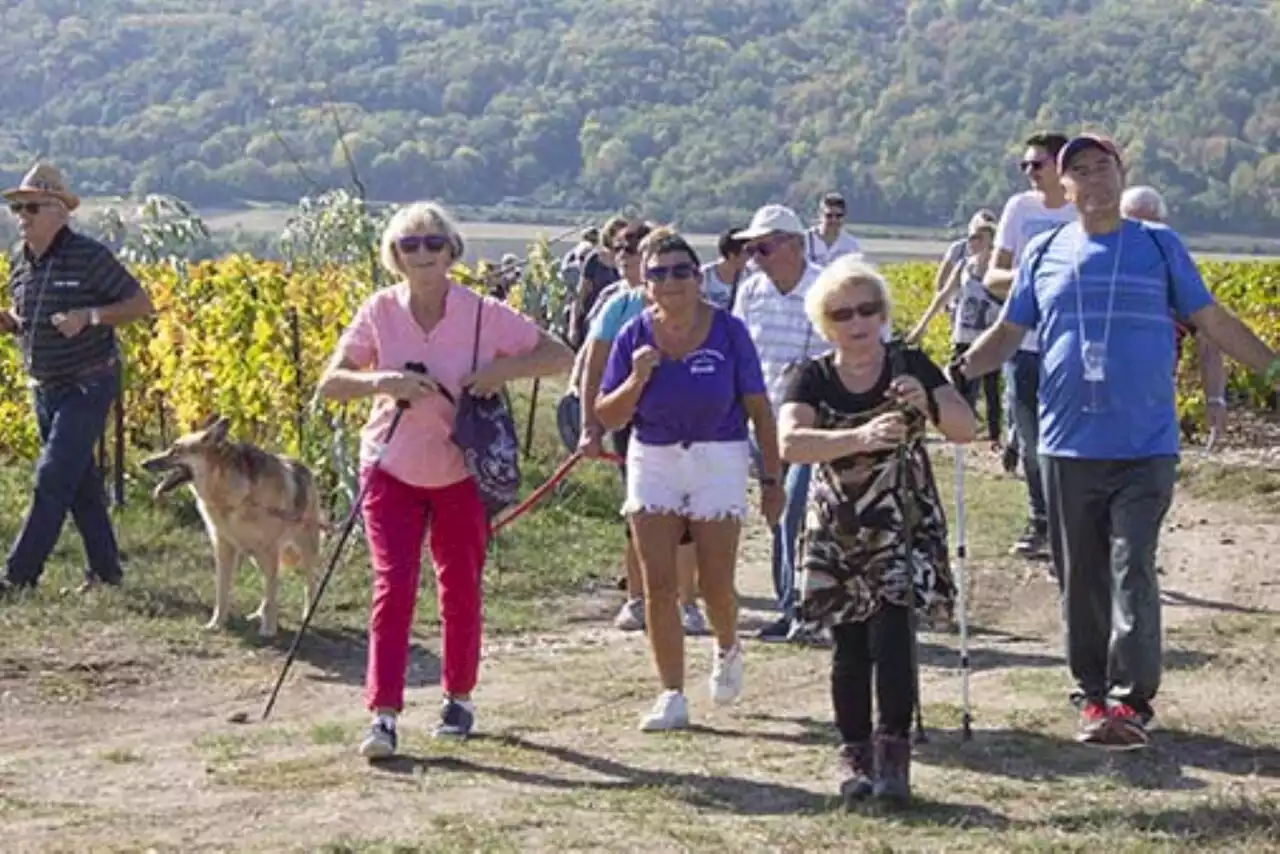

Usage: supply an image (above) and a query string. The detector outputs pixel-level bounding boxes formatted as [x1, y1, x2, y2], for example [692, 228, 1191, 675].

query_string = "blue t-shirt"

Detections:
[600, 308, 767, 446]
[1004, 219, 1214, 460]
[589, 287, 647, 342]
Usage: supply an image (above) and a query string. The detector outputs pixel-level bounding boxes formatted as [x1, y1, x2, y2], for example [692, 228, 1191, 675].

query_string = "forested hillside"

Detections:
[8, 0, 1280, 233]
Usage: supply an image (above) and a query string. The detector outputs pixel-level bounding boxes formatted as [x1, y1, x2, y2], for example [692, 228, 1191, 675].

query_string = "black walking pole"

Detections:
[253, 397, 410, 724]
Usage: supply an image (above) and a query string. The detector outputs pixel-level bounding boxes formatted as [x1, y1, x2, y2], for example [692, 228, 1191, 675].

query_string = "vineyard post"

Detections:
[289, 306, 304, 452]
[524, 378, 540, 454]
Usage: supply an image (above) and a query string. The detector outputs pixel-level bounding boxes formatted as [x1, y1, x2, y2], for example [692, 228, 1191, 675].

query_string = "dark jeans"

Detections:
[951, 342, 1001, 441]
[750, 436, 810, 613]
[4, 369, 122, 587]
[1042, 455, 1176, 715]
[831, 605, 915, 743]
[1011, 350, 1047, 528]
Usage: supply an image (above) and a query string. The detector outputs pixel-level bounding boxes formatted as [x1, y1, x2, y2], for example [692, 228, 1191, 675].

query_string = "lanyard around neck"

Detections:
[1072, 223, 1125, 347]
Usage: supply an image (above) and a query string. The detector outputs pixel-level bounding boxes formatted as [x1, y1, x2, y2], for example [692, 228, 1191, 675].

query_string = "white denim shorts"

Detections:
[622, 439, 751, 521]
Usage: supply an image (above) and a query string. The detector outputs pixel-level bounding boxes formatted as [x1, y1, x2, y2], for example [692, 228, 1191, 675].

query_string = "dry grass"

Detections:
[0, 442, 1277, 852]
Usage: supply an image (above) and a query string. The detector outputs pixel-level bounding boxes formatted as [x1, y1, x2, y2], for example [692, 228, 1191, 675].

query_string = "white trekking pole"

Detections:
[954, 443, 973, 741]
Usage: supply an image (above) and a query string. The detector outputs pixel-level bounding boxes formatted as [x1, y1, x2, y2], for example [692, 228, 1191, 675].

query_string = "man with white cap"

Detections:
[0, 163, 154, 598]
[731, 203, 830, 644]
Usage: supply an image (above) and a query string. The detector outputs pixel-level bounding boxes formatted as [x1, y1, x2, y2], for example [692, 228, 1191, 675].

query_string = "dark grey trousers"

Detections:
[1042, 455, 1177, 714]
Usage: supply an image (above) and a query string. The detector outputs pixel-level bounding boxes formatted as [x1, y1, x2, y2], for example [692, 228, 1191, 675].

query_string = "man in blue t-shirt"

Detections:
[957, 133, 1280, 751]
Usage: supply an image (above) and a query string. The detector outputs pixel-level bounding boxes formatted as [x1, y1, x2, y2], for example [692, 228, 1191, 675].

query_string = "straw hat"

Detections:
[1, 163, 80, 212]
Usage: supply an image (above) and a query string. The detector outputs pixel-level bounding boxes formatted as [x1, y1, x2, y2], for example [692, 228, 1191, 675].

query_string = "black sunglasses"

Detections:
[826, 301, 883, 322]
[397, 234, 452, 254]
[8, 202, 46, 215]
[1020, 159, 1049, 173]
[646, 262, 698, 282]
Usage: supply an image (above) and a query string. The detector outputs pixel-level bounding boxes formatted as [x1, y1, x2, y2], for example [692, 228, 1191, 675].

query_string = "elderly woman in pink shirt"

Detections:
[317, 201, 573, 759]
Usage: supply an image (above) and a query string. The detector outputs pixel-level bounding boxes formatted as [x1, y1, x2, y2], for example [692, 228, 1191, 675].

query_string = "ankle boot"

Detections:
[872, 732, 911, 804]
[837, 741, 874, 804]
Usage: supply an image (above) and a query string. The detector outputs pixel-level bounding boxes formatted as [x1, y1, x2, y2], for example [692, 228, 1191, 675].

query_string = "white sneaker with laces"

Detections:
[639, 690, 689, 732]
[614, 598, 645, 631]
[710, 641, 745, 705]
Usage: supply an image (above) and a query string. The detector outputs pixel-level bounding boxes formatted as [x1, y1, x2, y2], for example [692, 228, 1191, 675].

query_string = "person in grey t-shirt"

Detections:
[700, 228, 748, 310]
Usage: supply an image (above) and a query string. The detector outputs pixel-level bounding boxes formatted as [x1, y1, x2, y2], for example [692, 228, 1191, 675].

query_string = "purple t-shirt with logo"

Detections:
[600, 307, 767, 446]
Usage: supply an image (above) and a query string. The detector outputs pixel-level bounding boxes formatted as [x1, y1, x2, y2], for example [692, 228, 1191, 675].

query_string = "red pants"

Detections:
[361, 466, 489, 711]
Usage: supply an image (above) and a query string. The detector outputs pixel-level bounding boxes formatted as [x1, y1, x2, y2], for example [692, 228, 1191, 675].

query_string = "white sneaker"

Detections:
[614, 598, 645, 632]
[639, 690, 690, 732]
[710, 641, 745, 705]
[681, 602, 709, 635]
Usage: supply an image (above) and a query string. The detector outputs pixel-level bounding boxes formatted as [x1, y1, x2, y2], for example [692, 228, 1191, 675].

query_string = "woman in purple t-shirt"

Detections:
[598, 231, 784, 733]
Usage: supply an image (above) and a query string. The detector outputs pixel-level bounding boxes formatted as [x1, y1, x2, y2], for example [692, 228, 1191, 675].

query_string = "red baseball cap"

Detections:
[1057, 134, 1122, 173]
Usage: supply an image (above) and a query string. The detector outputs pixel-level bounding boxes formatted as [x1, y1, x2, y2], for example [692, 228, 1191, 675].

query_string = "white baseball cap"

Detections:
[732, 203, 807, 241]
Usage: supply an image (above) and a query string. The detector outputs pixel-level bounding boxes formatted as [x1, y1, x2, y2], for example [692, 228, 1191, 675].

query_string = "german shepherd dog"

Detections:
[140, 416, 322, 638]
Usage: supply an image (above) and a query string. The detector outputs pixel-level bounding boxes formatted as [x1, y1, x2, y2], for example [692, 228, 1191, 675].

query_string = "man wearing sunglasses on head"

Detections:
[0, 163, 154, 599]
[731, 204, 832, 645]
[983, 132, 1077, 564]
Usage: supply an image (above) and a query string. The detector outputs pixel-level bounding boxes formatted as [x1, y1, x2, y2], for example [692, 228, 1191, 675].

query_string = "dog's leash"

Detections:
[491, 449, 623, 533]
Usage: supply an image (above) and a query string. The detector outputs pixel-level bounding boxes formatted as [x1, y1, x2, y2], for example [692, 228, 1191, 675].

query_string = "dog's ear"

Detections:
[205, 416, 231, 444]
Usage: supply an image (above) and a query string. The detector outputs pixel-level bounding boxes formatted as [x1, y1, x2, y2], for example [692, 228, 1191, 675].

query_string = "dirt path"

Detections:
[2, 456, 1278, 853]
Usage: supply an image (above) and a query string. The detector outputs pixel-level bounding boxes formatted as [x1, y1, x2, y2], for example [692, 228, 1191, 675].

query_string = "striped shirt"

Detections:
[8, 227, 141, 384]
[731, 262, 831, 413]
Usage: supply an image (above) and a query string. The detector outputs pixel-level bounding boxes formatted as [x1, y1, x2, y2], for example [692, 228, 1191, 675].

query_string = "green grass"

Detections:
[0, 381, 626, 697]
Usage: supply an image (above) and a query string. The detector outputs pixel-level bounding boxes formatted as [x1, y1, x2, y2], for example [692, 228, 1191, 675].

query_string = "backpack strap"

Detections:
[1136, 220, 1183, 326]
[470, 294, 484, 372]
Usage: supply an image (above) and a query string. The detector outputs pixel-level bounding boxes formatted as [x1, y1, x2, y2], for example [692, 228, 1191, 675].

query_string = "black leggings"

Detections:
[831, 604, 916, 743]
[951, 342, 1001, 441]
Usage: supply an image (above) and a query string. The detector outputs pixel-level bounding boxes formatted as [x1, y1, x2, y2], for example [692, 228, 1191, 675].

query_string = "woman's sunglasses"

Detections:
[646, 262, 698, 282]
[613, 243, 639, 257]
[826, 301, 884, 322]
[397, 234, 452, 254]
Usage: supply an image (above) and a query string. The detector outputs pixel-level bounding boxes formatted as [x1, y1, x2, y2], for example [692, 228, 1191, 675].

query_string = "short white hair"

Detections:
[1121, 186, 1167, 222]
[378, 201, 466, 279]
[805, 255, 892, 342]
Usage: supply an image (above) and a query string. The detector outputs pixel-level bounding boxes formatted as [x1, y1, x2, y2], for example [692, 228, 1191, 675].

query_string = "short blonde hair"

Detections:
[805, 255, 893, 342]
[378, 201, 466, 279]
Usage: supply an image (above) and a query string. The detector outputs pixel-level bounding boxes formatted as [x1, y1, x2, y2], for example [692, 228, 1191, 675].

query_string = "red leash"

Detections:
[491, 450, 624, 533]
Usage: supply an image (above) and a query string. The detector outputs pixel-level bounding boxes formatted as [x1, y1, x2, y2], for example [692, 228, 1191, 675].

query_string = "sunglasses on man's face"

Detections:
[396, 234, 452, 254]
[1020, 159, 1049, 173]
[9, 202, 47, 215]
[745, 234, 789, 258]
[826, 301, 884, 323]
[646, 262, 698, 283]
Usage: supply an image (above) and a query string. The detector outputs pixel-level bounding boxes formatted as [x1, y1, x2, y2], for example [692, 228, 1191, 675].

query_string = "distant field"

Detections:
[77, 200, 1280, 265]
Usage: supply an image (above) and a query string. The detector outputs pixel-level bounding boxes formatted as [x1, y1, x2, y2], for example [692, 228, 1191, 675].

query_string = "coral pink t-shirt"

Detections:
[337, 281, 541, 489]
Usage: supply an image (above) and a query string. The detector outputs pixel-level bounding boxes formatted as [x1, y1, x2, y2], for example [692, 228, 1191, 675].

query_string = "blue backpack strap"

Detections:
[1135, 220, 1182, 325]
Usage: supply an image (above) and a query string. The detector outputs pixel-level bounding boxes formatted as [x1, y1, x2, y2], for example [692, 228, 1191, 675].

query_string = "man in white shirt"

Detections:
[731, 204, 831, 643]
[804, 191, 864, 268]
[985, 132, 1077, 560]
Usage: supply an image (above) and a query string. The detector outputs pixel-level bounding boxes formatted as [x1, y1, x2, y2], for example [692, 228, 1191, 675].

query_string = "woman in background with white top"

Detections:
[907, 211, 1003, 449]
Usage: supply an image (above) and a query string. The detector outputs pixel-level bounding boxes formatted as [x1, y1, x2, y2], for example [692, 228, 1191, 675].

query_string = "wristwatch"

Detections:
[89, 308, 102, 327]
[759, 475, 780, 487]
[1206, 396, 1227, 408]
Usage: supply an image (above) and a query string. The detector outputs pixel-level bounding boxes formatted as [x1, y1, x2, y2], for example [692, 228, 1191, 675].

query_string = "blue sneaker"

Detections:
[434, 699, 476, 739]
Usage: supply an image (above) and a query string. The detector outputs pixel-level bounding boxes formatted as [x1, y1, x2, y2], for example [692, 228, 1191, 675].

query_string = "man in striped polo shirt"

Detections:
[732, 204, 831, 644]
[0, 164, 154, 597]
